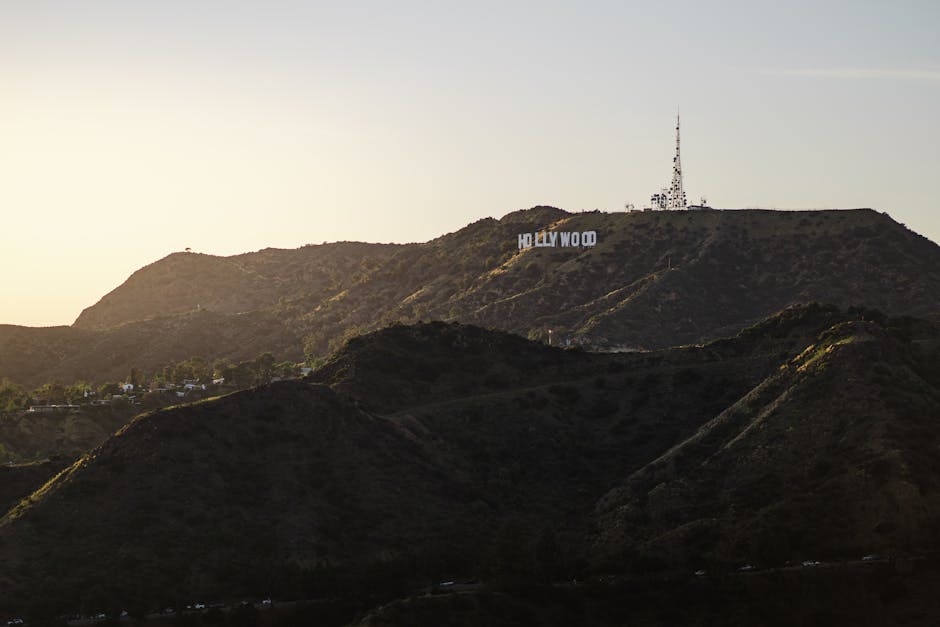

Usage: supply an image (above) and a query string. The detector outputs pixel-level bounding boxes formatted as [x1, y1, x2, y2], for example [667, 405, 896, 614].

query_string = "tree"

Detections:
[32, 382, 66, 404]
[64, 382, 92, 405]
[0, 379, 28, 413]
[228, 361, 253, 387]
[98, 382, 121, 398]
[253, 352, 276, 384]
[170, 362, 189, 384]
[164, 357, 211, 384]
[274, 360, 298, 379]
[212, 358, 231, 381]
[187, 356, 210, 382]
[220, 362, 239, 386]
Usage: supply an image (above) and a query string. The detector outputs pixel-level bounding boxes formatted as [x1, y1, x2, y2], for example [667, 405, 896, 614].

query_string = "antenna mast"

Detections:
[666, 113, 687, 209]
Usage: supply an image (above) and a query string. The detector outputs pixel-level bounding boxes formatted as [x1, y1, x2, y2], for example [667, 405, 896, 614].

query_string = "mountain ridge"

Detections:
[2, 207, 939, 388]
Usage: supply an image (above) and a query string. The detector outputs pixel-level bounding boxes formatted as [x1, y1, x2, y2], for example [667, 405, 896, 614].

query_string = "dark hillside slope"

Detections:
[0, 460, 68, 515]
[308, 321, 595, 412]
[0, 381, 473, 614]
[311, 304, 863, 415]
[593, 316, 940, 570]
[0, 310, 857, 615]
[350, 565, 940, 627]
[2, 311, 939, 624]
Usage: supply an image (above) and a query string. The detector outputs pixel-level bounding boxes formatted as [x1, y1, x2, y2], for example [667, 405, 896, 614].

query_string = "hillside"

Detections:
[2, 207, 939, 387]
[0, 309, 305, 388]
[351, 564, 940, 627]
[73, 242, 403, 330]
[5, 306, 936, 619]
[0, 381, 470, 615]
[0, 460, 68, 515]
[593, 315, 940, 572]
[0, 404, 134, 462]
[327, 208, 940, 352]
[307, 321, 595, 412]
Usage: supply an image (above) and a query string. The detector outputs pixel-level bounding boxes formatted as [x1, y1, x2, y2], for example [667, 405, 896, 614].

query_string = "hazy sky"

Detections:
[2, 1, 938, 326]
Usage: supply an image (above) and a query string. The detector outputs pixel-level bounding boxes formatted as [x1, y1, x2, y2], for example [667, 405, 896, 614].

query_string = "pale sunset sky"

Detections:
[2, 1, 938, 326]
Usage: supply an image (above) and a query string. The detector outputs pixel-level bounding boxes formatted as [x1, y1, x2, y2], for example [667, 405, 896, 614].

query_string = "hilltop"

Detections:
[2, 207, 939, 386]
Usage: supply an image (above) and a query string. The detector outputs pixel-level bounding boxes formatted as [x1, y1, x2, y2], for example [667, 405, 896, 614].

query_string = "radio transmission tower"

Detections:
[666, 113, 687, 209]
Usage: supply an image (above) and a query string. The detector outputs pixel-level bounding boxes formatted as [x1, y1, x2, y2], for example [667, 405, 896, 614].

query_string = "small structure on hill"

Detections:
[688, 196, 713, 211]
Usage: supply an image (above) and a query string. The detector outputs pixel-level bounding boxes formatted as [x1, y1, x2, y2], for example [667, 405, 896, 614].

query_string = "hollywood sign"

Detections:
[517, 230, 598, 250]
